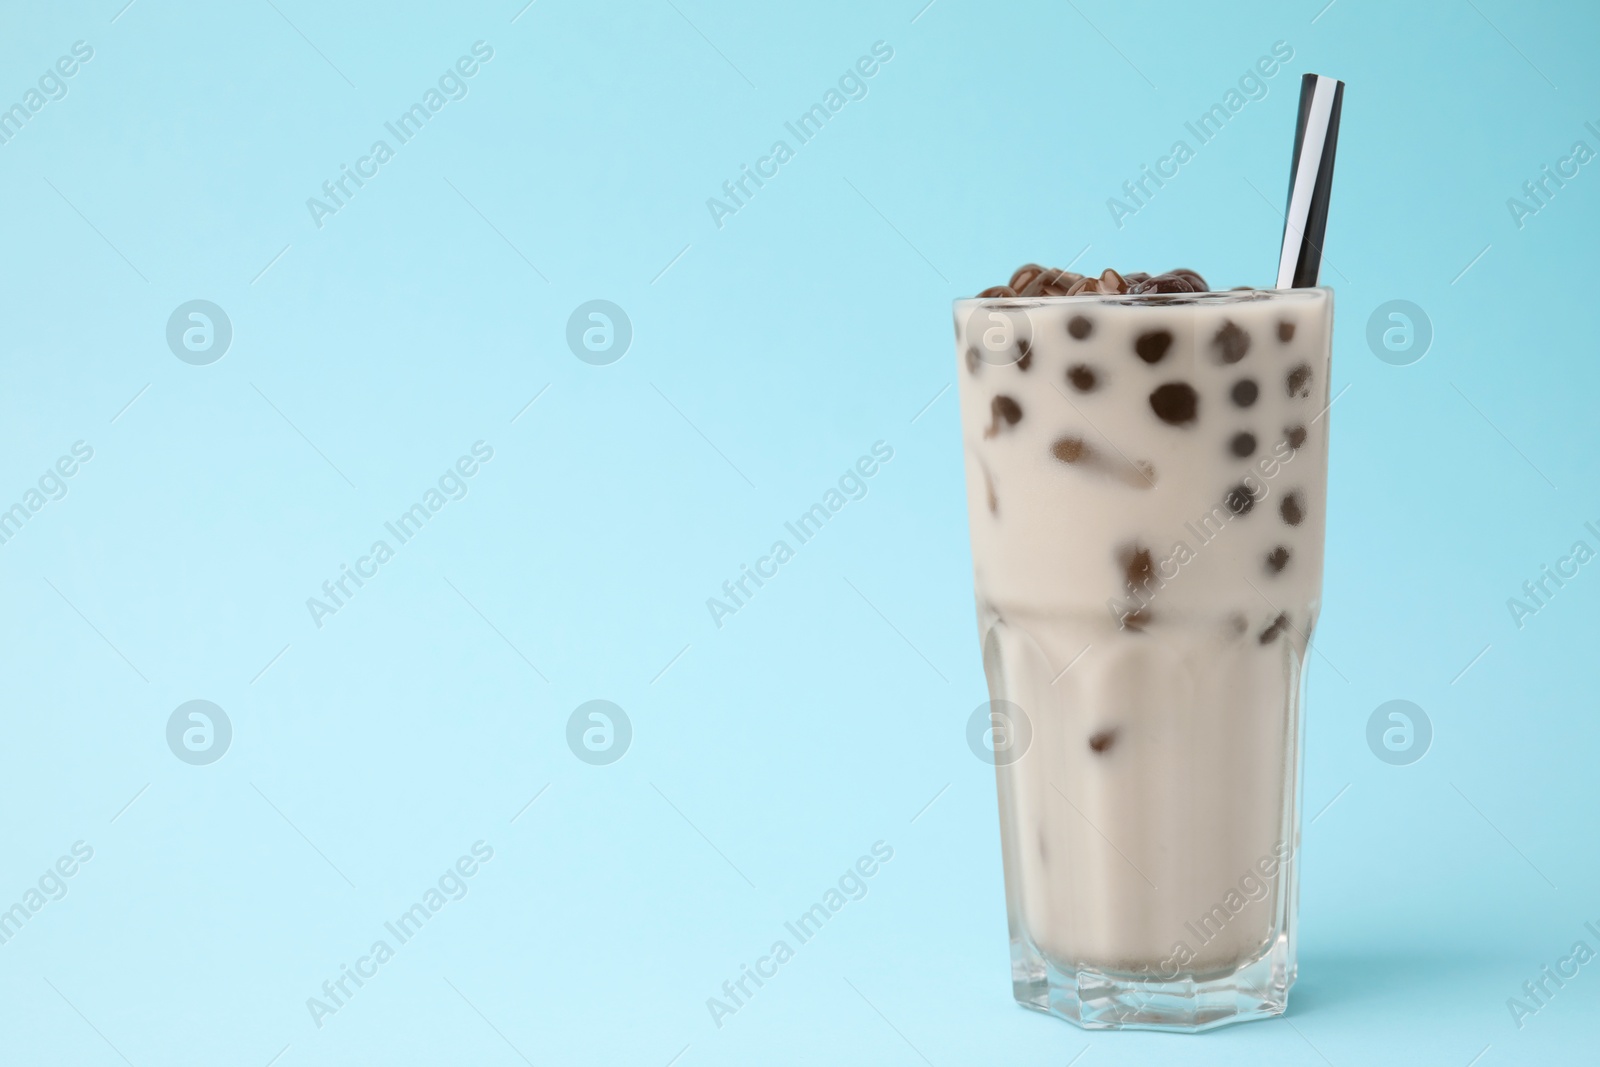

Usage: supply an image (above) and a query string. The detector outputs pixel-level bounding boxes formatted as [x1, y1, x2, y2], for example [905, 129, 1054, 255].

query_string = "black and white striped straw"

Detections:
[1276, 73, 1345, 289]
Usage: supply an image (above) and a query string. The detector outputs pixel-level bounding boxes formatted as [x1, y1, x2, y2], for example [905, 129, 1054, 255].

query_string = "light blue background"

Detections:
[2, 1, 1596, 1064]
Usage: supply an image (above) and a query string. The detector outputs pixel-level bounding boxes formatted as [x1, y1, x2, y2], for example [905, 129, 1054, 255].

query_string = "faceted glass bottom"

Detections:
[1011, 930, 1293, 1032]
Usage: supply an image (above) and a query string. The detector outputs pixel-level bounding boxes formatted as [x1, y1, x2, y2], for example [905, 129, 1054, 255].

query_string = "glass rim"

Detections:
[952, 286, 1331, 311]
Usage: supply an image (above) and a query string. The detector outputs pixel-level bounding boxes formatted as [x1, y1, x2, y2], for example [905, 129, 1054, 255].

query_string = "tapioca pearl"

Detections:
[1285, 424, 1307, 450]
[1224, 483, 1256, 515]
[1280, 491, 1304, 526]
[1148, 382, 1198, 425]
[1118, 543, 1155, 591]
[1016, 338, 1033, 371]
[1286, 363, 1313, 398]
[1052, 435, 1090, 463]
[1213, 320, 1251, 363]
[984, 395, 1022, 438]
[1088, 728, 1118, 754]
[1230, 431, 1256, 458]
[1134, 329, 1173, 364]
[966, 346, 981, 374]
[1278, 320, 1296, 342]
[1265, 546, 1291, 574]
[1230, 378, 1259, 407]
[1068, 315, 1094, 340]
[1258, 613, 1288, 644]
[1067, 364, 1099, 392]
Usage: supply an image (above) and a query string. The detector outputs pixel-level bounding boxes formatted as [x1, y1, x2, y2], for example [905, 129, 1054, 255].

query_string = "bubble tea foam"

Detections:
[955, 264, 1332, 1030]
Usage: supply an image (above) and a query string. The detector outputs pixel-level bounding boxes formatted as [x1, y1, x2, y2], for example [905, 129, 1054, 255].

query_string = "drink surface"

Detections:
[955, 288, 1331, 997]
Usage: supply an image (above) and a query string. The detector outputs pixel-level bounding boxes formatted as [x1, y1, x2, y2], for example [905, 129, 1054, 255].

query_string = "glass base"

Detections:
[1011, 932, 1293, 1032]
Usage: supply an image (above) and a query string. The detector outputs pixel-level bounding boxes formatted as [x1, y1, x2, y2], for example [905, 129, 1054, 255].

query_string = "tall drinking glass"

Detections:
[955, 288, 1332, 1031]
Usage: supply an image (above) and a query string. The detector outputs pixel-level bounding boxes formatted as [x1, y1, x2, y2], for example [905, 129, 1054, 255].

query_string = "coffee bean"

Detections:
[1225, 483, 1256, 515]
[1010, 264, 1045, 292]
[1052, 435, 1090, 463]
[1213, 320, 1251, 363]
[1088, 728, 1118, 754]
[1067, 364, 1098, 392]
[979, 266, 1210, 300]
[1285, 425, 1307, 450]
[1120, 608, 1151, 632]
[1039, 271, 1076, 296]
[1278, 320, 1296, 342]
[1019, 270, 1058, 297]
[1280, 491, 1304, 526]
[1134, 330, 1173, 364]
[1258, 613, 1288, 644]
[1228, 613, 1248, 637]
[1130, 272, 1198, 295]
[1265, 546, 1290, 573]
[1148, 382, 1198, 425]
[1287, 363, 1312, 398]
[966, 346, 980, 374]
[985, 395, 1023, 438]
[1230, 431, 1256, 457]
[1016, 338, 1033, 371]
[1068, 315, 1093, 340]
[1231, 378, 1259, 407]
